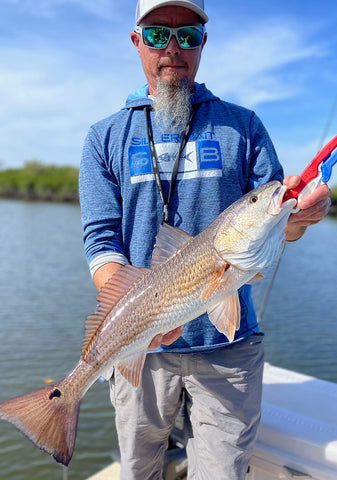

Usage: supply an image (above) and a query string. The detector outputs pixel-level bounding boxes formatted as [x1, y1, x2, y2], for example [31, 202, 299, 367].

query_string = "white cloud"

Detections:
[276, 139, 320, 176]
[198, 22, 327, 108]
[0, 41, 141, 167]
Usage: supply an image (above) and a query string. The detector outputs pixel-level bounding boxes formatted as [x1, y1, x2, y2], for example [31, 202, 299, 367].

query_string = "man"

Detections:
[79, 1, 330, 478]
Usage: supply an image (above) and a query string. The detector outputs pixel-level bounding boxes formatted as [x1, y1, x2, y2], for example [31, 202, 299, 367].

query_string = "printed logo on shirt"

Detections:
[198, 140, 223, 170]
[129, 145, 152, 178]
[129, 139, 222, 184]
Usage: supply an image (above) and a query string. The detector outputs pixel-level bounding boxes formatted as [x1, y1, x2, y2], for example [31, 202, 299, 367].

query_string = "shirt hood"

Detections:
[124, 82, 219, 109]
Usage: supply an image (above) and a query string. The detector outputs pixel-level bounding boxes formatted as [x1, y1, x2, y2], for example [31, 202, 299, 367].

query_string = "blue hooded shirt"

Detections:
[79, 82, 283, 352]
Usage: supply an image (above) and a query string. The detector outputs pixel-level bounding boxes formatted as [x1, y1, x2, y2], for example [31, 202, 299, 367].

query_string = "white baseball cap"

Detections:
[135, 0, 208, 25]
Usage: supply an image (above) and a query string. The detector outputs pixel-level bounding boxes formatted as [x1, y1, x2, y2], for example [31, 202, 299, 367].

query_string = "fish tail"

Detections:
[0, 380, 80, 466]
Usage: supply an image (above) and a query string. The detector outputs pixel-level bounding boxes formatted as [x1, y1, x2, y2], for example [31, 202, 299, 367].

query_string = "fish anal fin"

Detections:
[200, 263, 231, 301]
[207, 291, 241, 342]
[117, 349, 148, 388]
[0, 379, 80, 466]
[151, 224, 192, 268]
[82, 265, 150, 358]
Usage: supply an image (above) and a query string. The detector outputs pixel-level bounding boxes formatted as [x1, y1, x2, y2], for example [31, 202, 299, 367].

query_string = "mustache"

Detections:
[158, 59, 188, 69]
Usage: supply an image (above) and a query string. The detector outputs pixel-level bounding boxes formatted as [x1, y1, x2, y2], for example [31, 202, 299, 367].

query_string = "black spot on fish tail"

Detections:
[49, 389, 62, 400]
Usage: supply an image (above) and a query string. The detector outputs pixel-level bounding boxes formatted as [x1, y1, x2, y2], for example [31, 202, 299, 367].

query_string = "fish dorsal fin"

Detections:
[117, 349, 148, 388]
[207, 292, 241, 342]
[151, 224, 193, 267]
[95, 266, 150, 318]
[81, 265, 150, 358]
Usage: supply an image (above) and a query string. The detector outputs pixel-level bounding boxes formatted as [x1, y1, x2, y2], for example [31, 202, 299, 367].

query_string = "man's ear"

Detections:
[130, 31, 141, 55]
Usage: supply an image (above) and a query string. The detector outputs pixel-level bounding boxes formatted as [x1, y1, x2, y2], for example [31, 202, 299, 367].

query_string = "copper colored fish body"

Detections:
[0, 181, 297, 465]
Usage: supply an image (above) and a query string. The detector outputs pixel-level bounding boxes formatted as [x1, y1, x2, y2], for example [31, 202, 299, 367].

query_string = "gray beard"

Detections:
[152, 77, 192, 132]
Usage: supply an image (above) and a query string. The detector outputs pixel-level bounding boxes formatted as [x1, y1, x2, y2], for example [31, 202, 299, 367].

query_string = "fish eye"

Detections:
[249, 195, 258, 204]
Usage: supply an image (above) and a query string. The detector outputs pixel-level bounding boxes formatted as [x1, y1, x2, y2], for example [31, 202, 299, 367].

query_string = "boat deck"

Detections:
[86, 462, 120, 480]
[85, 363, 337, 480]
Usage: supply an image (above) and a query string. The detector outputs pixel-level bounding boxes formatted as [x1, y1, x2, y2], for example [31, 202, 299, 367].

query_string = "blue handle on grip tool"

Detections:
[284, 134, 337, 201]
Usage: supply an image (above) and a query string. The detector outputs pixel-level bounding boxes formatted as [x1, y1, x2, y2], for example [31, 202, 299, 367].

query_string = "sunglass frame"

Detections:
[134, 25, 205, 49]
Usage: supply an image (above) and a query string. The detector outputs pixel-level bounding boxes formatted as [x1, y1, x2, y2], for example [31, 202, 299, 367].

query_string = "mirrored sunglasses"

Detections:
[134, 25, 205, 49]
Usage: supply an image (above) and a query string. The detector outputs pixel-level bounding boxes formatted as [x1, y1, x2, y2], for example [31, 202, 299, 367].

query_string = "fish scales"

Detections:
[86, 229, 220, 372]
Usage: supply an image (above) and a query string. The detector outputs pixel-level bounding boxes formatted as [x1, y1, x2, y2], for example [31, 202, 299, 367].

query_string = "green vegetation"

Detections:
[0, 161, 79, 202]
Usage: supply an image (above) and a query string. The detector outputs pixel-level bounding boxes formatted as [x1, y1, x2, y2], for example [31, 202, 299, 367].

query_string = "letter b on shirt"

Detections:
[198, 140, 222, 170]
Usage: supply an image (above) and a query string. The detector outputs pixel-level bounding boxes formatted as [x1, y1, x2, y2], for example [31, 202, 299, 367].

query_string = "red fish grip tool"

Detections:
[284, 134, 337, 201]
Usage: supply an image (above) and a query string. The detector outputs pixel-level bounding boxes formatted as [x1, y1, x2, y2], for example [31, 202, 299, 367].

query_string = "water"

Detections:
[0, 199, 336, 479]
[257, 215, 337, 382]
[0, 200, 118, 480]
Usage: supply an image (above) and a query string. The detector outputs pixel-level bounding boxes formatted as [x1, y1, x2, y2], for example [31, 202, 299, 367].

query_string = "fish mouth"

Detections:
[268, 184, 298, 216]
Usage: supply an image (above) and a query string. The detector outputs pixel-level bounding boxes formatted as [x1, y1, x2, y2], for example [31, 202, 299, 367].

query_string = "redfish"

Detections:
[0, 181, 296, 466]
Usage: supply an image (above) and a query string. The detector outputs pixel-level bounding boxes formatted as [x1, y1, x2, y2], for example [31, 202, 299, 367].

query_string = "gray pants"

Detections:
[109, 333, 264, 480]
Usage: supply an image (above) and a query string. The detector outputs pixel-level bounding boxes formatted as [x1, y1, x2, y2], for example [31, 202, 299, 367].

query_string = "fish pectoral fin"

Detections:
[207, 292, 241, 342]
[247, 272, 264, 284]
[200, 263, 231, 301]
[82, 266, 150, 359]
[117, 349, 148, 388]
[151, 224, 192, 268]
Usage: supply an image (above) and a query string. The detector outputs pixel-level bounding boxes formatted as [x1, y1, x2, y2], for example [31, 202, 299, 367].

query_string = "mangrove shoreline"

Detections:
[0, 161, 79, 203]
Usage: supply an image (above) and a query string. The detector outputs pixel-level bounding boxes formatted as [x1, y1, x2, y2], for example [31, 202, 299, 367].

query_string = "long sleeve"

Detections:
[79, 126, 129, 277]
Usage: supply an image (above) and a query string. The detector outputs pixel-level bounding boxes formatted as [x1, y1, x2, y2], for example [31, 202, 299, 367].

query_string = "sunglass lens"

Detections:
[177, 27, 203, 48]
[143, 27, 170, 48]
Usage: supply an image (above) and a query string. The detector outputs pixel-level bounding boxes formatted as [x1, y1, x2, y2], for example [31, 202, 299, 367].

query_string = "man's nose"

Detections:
[165, 35, 181, 54]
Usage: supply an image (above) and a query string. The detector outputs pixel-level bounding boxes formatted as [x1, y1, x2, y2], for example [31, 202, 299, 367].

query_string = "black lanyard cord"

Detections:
[144, 105, 196, 223]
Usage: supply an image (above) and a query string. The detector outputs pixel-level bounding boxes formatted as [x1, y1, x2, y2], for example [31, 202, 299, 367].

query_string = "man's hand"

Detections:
[148, 325, 184, 351]
[284, 175, 331, 242]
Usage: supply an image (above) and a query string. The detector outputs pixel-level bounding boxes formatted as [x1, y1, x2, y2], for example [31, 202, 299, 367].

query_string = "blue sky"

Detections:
[1, 0, 337, 184]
